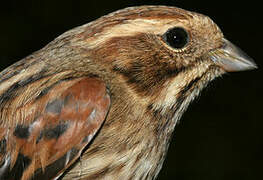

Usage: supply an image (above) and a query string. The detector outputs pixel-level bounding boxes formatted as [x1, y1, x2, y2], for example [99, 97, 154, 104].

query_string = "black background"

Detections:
[0, 1, 262, 179]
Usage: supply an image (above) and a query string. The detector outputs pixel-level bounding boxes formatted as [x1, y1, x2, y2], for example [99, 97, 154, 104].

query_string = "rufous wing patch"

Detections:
[0, 77, 111, 180]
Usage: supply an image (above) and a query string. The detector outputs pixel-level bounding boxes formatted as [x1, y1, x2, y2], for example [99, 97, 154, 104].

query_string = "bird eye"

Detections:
[163, 27, 189, 49]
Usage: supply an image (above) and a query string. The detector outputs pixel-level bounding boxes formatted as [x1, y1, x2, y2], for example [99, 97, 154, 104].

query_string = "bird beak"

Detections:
[208, 38, 257, 72]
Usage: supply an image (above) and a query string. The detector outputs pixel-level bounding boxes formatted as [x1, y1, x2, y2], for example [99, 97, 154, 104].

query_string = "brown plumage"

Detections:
[0, 6, 256, 180]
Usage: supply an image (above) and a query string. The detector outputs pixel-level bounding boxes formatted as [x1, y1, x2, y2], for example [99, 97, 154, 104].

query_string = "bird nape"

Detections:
[0, 5, 256, 180]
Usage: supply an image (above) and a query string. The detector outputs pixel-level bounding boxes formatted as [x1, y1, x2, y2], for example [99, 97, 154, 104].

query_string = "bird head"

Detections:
[67, 6, 256, 119]
[0, 6, 256, 180]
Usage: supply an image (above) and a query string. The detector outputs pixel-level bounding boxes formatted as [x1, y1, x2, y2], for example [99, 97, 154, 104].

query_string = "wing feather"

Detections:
[0, 77, 111, 180]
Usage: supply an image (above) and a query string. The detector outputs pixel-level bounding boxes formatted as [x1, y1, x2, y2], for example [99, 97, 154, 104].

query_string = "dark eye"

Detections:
[163, 27, 189, 49]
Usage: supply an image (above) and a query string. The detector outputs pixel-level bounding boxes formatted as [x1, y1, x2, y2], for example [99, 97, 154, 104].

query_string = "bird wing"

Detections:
[0, 77, 111, 180]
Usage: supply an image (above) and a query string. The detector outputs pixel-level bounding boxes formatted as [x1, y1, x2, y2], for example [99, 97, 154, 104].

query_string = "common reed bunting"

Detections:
[0, 6, 256, 180]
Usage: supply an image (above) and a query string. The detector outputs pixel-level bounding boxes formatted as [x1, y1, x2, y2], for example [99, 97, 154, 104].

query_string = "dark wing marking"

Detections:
[0, 77, 111, 180]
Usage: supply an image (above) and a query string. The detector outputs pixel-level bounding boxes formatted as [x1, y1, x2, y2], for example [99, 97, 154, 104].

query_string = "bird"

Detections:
[0, 5, 257, 180]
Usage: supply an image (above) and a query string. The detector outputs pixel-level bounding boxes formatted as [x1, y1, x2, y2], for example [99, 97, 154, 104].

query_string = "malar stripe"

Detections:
[171, 93, 187, 115]
[149, 65, 218, 122]
[174, 76, 204, 111]
[178, 64, 218, 97]
[174, 65, 219, 113]
[180, 76, 202, 96]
